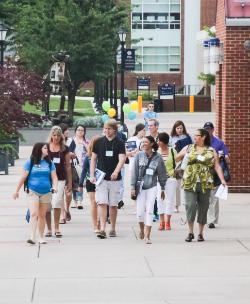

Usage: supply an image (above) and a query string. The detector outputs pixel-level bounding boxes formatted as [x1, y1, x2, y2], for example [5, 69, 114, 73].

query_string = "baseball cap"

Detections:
[203, 122, 214, 129]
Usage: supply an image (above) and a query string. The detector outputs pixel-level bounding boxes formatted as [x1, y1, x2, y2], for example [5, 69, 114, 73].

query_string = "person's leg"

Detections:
[175, 179, 181, 212]
[109, 206, 117, 233]
[145, 187, 157, 243]
[28, 196, 39, 243]
[51, 180, 65, 236]
[95, 180, 109, 237]
[77, 189, 83, 209]
[54, 208, 61, 232]
[165, 178, 177, 229]
[108, 180, 121, 235]
[184, 189, 197, 241]
[88, 191, 98, 231]
[38, 203, 49, 242]
[45, 207, 52, 236]
[208, 187, 219, 227]
[136, 190, 146, 239]
[156, 183, 165, 230]
[197, 186, 210, 241]
[98, 204, 108, 235]
[71, 190, 78, 208]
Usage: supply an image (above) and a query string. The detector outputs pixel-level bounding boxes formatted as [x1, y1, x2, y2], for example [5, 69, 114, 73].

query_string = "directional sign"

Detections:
[159, 83, 175, 99]
[138, 78, 150, 90]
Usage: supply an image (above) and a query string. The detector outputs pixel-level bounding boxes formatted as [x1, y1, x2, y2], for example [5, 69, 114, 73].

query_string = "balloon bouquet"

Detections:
[101, 100, 139, 123]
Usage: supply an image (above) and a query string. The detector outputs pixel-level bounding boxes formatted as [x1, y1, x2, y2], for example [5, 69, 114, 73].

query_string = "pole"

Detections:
[0, 42, 4, 67]
[120, 41, 125, 124]
[114, 60, 118, 118]
[173, 82, 176, 112]
[189, 95, 194, 112]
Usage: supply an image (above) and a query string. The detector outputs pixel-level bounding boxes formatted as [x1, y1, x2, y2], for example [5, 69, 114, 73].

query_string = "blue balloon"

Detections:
[128, 111, 136, 120]
[101, 114, 109, 123]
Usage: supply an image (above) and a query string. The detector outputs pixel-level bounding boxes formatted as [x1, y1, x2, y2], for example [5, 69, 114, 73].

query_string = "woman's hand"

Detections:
[89, 176, 96, 184]
[161, 190, 165, 201]
[13, 191, 19, 199]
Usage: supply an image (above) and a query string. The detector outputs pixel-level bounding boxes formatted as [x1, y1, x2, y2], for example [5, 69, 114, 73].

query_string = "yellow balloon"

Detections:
[107, 108, 116, 118]
[131, 101, 138, 111]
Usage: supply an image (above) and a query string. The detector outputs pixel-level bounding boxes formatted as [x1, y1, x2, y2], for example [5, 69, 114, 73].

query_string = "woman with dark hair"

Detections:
[157, 132, 177, 231]
[170, 120, 192, 213]
[13, 142, 58, 245]
[126, 123, 146, 171]
[131, 136, 167, 244]
[176, 128, 227, 242]
[69, 124, 89, 209]
[46, 126, 72, 238]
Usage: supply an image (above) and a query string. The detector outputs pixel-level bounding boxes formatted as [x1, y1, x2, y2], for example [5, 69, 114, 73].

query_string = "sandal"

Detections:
[66, 211, 71, 221]
[60, 219, 66, 224]
[45, 232, 52, 237]
[158, 222, 165, 231]
[55, 231, 62, 238]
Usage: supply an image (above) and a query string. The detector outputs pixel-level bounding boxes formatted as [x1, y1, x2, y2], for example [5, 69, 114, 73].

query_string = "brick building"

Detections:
[215, 0, 250, 192]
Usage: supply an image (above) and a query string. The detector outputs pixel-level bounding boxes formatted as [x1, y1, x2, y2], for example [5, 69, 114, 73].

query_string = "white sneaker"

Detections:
[71, 201, 77, 208]
[39, 238, 47, 244]
[145, 238, 152, 244]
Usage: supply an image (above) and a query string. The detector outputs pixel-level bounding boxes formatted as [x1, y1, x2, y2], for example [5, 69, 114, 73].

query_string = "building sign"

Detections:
[158, 83, 175, 99]
[124, 49, 135, 71]
[137, 77, 150, 90]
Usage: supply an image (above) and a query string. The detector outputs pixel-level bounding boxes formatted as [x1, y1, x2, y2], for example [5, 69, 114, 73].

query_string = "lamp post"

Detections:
[0, 22, 8, 67]
[118, 28, 127, 124]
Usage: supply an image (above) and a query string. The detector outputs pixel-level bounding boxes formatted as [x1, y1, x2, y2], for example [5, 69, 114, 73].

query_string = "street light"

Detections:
[118, 28, 127, 124]
[0, 22, 8, 67]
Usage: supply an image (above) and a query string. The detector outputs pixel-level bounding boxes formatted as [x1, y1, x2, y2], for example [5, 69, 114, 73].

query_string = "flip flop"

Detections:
[55, 231, 62, 238]
[59, 219, 66, 224]
[45, 232, 52, 237]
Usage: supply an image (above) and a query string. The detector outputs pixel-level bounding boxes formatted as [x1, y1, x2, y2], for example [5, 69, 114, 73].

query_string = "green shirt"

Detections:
[165, 148, 177, 178]
[182, 144, 214, 192]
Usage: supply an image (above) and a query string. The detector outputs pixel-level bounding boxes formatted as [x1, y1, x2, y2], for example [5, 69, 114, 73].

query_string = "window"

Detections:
[133, 46, 180, 73]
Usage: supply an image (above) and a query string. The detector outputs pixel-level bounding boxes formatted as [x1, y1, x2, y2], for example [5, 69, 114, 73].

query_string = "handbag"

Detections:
[213, 156, 231, 187]
[175, 135, 192, 153]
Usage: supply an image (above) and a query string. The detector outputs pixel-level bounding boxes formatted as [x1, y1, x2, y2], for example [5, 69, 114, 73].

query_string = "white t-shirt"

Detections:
[126, 136, 142, 170]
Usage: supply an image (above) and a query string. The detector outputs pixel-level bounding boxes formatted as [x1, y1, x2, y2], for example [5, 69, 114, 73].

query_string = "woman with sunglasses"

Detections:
[176, 128, 227, 242]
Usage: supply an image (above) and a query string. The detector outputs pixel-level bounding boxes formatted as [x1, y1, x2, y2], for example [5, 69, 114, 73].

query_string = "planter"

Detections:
[0, 139, 19, 166]
[0, 151, 9, 174]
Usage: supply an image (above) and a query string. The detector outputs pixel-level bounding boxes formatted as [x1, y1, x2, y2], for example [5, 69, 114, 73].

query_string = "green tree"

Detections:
[2, 0, 129, 119]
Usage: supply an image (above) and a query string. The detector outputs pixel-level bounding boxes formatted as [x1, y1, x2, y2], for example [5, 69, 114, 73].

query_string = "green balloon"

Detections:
[102, 101, 110, 112]
[123, 104, 131, 114]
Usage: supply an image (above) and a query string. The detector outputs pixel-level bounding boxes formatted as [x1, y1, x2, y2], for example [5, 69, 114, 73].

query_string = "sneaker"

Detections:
[27, 239, 36, 245]
[197, 234, 205, 242]
[71, 201, 77, 208]
[145, 238, 152, 244]
[38, 238, 47, 244]
[165, 222, 171, 230]
[97, 230, 107, 239]
[208, 223, 215, 229]
[77, 202, 83, 210]
[109, 230, 117, 237]
[117, 200, 124, 209]
[153, 214, 159, 222]
[185, 233, 194, 242]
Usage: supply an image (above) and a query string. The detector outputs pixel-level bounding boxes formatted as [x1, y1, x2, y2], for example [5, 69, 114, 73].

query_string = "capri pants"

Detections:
[136, 186, 157, 226]
[157, 178, 177, 215]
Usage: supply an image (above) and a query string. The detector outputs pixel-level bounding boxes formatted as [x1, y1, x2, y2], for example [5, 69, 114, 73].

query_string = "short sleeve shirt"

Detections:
[48, 146, 69, 181]
[211, 136, 229, 156]
[92, 136, 126, 180]
[23, 159, 56, 194]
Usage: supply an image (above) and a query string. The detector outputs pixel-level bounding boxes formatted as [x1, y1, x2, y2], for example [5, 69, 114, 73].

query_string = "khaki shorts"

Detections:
[27, 190, 52, 204]
[95, 180, 122, 207]
[51, 180, 66, 209]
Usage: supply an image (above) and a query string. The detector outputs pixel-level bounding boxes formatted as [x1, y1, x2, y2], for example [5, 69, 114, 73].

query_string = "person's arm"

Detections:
[51, 170, 58, 192]
[13, 169, 29, 199]
[131, 154, 139, 197]
[157, 157, 167, 190]
[90, 152, 97, 184]
[176, 145, 189, 163]
[65, 152, 72, 192]
[110, 153, 126, 181]
[214, 150, 227, 186]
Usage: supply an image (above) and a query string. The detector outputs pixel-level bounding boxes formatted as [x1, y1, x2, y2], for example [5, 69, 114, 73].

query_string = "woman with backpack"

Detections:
[13, 142, 58, 245]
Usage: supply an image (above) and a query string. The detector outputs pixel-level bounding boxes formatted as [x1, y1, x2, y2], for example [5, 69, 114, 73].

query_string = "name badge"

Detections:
[53, 157, 60, 164]
[146, 168, 154, 176]
[105, 151, 113, 157]
[197, 155, 205, 162]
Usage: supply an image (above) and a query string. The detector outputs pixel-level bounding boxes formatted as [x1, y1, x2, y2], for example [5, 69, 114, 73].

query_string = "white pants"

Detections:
[157, 178, 177, 215]
[208, 187, 219, 224]
[136, 186, 157, 226]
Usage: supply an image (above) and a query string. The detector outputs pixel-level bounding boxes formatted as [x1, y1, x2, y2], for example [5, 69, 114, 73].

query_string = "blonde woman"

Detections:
[46, 126, 72, 238]
[79, 135, 100, 233]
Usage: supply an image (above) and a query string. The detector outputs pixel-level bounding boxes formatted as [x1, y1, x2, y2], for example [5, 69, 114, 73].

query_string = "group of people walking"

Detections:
[13, 106, 229, 245]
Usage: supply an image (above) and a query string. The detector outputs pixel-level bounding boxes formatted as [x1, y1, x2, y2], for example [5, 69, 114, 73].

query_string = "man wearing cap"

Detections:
[203, 122, 230, 228]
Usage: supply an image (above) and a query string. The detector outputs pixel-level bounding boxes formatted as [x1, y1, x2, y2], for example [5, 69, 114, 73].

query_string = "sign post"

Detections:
[137, 77, 150, 98]
[158, 83, 176, 111]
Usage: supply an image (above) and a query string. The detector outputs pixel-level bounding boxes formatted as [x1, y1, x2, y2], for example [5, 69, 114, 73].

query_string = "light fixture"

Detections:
[0, 22, 8, 42]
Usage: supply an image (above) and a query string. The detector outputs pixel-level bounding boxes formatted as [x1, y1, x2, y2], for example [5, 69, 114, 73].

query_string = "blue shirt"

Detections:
[211, 136, 229, 156]
[23, 159, 56, 194]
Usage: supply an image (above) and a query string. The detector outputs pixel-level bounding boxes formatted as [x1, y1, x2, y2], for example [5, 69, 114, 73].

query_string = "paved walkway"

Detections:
[1, 113, 250, 303]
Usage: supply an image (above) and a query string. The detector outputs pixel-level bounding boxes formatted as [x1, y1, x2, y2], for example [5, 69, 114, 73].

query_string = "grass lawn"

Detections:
[23, 97, 96, 117]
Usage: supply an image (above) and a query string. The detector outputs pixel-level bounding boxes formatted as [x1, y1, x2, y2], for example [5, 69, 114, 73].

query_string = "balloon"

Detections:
[128, 111, 137, 120]
[131, 101, 138, 111]
[101, 114, 109, 123]
[122, 103, 131, 114]
[107, 108, 116, 118]
[102, 101, 110, 112]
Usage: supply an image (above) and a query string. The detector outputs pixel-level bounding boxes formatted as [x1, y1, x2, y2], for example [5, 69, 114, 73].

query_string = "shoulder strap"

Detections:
[171, 148, 176, 169]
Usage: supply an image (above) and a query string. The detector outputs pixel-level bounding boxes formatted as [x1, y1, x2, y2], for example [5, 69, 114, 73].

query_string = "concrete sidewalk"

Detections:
[1, 113, 250, 303]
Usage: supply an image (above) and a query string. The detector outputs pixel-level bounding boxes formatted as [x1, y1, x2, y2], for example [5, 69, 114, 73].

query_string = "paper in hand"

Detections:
[215, 184, 228, 200]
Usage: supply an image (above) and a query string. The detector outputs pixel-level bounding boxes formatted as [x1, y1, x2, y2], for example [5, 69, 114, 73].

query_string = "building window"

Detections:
[133, 46, 180, 73]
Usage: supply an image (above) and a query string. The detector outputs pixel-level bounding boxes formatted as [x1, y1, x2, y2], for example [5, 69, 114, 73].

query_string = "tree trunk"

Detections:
[59, 94, 66, 111]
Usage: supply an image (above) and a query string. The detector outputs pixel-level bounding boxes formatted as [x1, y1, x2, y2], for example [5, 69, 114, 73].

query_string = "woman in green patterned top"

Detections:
[176, 128, 227, 242]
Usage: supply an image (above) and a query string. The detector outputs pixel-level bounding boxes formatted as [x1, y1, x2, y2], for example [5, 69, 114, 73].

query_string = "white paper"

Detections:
[94, 168, 106, 186]
[215, 184, 228, 200]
